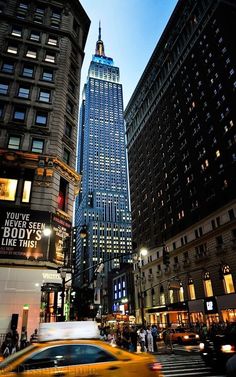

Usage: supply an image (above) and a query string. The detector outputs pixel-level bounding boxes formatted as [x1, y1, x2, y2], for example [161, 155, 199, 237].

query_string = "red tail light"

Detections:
[149, 362, 162, 371]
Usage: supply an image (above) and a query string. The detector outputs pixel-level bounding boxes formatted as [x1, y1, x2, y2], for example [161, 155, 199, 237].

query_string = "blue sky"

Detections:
[79, 0, 178, 108]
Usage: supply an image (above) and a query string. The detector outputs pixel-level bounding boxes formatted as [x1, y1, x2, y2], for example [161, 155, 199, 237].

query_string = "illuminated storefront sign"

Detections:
[204, 297, 218, 314]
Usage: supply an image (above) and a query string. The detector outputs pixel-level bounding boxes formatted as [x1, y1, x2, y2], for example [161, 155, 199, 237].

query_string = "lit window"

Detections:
[11, 26, 22, 37]
[216, 150, 221, 158]
[203, 272, 213, 297]
[222, 265, 235, 294]
[0, 83, 9, 95]
[31, 139, 44, 153]
[42, 69, 53, 82]
[0, 178, 18, 201]
[26, 49, 37, 59]
[22, 65, 34, 78]
[45, 53, 55, 63]
[22, 181, 32, 203]
[169, 288, 174, 303]
[47, 36, 58, 46]
[38, 89, 50, 102]
[188, 278, 196, 300]
[13, 108, 26, 121]
[2, 62, 14, 73]
[179, 284, 184, 302]
[35, 112, 47, 125]
[29, 31, 40, 42]
[8, 136, 21, 150]
[7, 45, 18, 54]
[18, 87, 30, 98]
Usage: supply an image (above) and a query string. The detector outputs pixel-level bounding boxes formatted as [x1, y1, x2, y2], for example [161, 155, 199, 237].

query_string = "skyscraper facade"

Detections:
[75, 25, 132, 314]
[0, 0, 89, 332]
[125, 0, 236, 325]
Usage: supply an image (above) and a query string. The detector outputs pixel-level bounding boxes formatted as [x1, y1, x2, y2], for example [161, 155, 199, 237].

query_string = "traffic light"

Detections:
[163, 245, 170, 266]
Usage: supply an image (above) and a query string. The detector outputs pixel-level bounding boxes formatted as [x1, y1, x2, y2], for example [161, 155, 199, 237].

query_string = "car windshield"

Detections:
[0, 345, 36, 369]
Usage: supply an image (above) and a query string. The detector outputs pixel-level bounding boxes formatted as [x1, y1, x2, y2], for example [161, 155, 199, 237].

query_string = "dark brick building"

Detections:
[125, 0, 236, 326]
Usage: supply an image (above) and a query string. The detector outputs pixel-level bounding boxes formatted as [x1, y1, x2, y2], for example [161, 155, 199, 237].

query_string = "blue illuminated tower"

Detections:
[75, 24, 132, 312]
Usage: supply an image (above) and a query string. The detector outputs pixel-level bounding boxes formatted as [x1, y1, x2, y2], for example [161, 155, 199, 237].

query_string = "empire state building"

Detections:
[75, 24, 132, 312]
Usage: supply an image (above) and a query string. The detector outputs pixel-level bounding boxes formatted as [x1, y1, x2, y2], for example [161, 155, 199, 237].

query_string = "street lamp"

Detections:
[43, 227, 52, 260]
[139, 247, 148, 327]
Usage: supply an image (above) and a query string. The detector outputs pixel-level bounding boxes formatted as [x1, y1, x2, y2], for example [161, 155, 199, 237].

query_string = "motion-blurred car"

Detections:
[161, 328, 200, 344]
[0, 321, 163, 377]
[199, 324, 236, 369]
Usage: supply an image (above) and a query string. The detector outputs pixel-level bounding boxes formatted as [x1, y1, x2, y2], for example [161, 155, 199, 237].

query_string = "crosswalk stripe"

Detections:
[157, 354, 226, 377]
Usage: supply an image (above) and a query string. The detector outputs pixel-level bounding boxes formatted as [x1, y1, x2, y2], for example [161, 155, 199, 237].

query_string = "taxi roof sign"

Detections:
[38, 321, 100, 342]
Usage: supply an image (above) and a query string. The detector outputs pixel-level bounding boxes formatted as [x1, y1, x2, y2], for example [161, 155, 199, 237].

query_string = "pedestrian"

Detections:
[20, 326, 28, 349]
[129, 326, 138, 352]
[151, 325, 158, 352]
[1, 332, 13, 358]
[30, 329, 38, 343]
[226, 354, 236, 377]
[164, 327, 173, 352]
[121, 326, 130, 350]
[139, 328, 146, 352]
[146, 325, 154, 352]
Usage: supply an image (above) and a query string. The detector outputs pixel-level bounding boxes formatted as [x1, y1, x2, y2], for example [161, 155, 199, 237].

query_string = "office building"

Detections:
[75, 25, 132, 316]
[0, 0, 89, 334]
[125, 0, 236, 325]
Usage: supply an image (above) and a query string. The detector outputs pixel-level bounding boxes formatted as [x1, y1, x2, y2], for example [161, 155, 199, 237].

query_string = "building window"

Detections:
[63, 149, 70, 164]
[2, 62, 14, 73]
[160, 286, 165, 305]
[65, 122, 72, 138]
[0, 83, 9, 95]
[45, 52, 56, 63]
[51, 8, 61, 28]
[188, 278, 196, 300]
[11, 26, 22, 37]
[228, 209, 235, 221]
[7, 45, 18, 55]
[22, 64, 34, 78]
[18, 86, 30, 99]
[29, 30, 40, 42]
[58, 177, 68, 212]
[34, 6, 45, 23]
[38, 89, 51, 103]
[0, 178, 18, 201]
[41, 69, 53, 82]
[8, 135, 21, 150]
[47, 35, 58, 46]
[26, 48, 37, 59]
[13, 107, 26, 121]
[31, 139, 44, 153]
[22, 181, 32, 203]
[203, 272, 213, 297]
[35, 111, 48, 126]
[66, 100, 74, 115]
[179, 283, 184, 302]
[222, 265, 235, 294]
[0, 102, 4, 118]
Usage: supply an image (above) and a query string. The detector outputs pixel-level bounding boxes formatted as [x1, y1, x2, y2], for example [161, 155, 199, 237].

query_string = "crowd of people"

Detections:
[99, 324, 160, 353]
[0, 327, 38, 358]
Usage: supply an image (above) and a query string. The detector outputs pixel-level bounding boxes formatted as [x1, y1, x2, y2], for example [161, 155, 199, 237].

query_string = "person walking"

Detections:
[163, 327, 173, 352]
[20, 326, 28, 349]
[130, 326, 138, 352]
[151, 325, 158, 352]
[146, 325, 154, 352]
[139, 328, 146, 352]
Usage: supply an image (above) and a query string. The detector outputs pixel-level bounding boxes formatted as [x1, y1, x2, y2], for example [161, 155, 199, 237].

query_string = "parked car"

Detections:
[199, 323, 236, 370]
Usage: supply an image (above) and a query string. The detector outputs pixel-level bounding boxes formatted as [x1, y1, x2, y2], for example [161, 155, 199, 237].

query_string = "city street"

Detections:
[157, 353, 226, 377]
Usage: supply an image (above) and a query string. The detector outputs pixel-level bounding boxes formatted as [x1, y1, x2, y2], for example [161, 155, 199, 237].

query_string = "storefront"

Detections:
[217, 293, 236, 323]
[188, 299, 205, 325]
[147, 302, 189, 328]
[203, 297, 219, 325]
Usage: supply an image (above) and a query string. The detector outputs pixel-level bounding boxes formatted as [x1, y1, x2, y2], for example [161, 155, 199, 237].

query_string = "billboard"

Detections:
[0, 209, 72, 264]
[0, 208, 51, 259]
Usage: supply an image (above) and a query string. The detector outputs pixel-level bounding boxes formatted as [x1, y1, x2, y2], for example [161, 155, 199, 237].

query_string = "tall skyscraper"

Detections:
[75, 24, 132, 314]
[0, 0, 89, 332]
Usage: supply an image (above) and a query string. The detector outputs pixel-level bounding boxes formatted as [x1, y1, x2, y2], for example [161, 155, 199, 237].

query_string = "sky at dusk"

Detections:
[79, 0, 178, 108]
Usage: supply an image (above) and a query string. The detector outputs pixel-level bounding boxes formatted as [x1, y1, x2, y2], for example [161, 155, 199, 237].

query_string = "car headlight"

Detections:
[199, 342, 205, 350]
[196, 334, 199, 338]
[221, 344, 234, 353]
[183, 335, 189, 339]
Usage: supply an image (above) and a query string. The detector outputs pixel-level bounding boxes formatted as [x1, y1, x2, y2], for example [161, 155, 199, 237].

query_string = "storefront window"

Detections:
[188, 278, 196, 300]
[203, 272, 213, 297]
[179, 284, 185, 302]
[0, 178, 18, 201]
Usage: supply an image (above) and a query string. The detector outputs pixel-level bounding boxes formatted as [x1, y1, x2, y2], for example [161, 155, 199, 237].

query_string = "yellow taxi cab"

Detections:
[0, 321, 163, 377]
[169, 327, 200, 344]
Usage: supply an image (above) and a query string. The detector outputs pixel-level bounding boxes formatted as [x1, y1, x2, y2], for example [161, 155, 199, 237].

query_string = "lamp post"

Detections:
[139, 247, 148, 327]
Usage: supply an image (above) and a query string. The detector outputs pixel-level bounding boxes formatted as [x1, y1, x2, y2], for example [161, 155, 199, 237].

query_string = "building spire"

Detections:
[95, 21, 105, 56]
